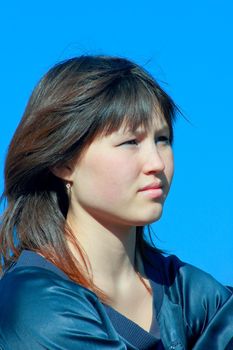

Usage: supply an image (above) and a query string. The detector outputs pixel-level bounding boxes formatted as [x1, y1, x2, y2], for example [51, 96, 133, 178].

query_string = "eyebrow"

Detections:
[117, 125, 170, 137]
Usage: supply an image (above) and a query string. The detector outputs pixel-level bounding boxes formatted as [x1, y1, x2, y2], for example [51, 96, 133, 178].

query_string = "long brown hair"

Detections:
[0, 55, 178, 299]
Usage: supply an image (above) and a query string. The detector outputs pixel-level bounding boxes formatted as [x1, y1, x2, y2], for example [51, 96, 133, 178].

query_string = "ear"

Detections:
[50, 164, 73, 182]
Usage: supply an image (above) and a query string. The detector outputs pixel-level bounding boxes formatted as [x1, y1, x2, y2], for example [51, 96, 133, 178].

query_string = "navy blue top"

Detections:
[1, 246, 233, 349]
[3, 250, 164, 349]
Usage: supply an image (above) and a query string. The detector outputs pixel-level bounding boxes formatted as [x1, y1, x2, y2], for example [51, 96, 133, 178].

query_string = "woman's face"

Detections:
[66, 115, 174, 228]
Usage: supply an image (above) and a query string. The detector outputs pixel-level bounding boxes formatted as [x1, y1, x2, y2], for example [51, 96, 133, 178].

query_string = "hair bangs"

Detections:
[88, 73, 175, 142]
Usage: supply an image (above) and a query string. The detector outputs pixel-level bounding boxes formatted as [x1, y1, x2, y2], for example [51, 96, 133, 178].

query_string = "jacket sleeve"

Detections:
[193, 292, 233, 349]
[0, 267, 127, 350]
[169, 257, 233, 349]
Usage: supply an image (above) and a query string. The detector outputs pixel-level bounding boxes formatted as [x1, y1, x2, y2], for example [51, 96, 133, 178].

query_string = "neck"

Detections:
[66, 206, 140, 296]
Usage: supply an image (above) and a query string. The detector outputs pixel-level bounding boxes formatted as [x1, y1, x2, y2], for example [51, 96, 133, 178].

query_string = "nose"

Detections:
[142, 146, 165, 174]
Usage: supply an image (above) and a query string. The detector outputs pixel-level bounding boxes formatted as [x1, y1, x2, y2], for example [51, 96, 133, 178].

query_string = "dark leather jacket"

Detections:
[0, 246, 232, 349]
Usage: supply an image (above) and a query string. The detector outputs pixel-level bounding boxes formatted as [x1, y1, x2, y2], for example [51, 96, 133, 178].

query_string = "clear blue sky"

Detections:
[1, 0, 232, 285]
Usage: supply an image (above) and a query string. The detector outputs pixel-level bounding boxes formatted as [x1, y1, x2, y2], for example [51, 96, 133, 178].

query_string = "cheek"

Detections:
[165, 152, 174, 184]
[75, 153, 138, 203]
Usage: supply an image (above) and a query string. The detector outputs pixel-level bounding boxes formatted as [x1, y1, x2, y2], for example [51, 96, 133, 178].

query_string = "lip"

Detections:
[138, 182, 164, 199]
[139, 182, 163, 192]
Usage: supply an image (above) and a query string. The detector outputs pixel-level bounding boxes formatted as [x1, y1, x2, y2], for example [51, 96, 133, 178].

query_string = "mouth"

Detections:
[138, 182, 164, 199]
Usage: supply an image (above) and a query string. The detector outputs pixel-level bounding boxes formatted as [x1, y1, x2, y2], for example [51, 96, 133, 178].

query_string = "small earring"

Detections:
[65, 182, 71, 197]
[66, 183, 71, 190]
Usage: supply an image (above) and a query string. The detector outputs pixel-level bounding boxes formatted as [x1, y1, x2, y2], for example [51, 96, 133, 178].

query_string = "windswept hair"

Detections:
[0, 55, 178, 299]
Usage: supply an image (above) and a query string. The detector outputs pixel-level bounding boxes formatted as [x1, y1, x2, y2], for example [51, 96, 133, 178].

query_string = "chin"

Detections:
[133, 209, 163, 226]
[146, 204, 163, 222]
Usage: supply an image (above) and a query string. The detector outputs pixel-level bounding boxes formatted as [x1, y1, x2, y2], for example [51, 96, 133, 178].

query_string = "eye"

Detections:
[120, 139, 139, 146]
[156, 135, 171, 145]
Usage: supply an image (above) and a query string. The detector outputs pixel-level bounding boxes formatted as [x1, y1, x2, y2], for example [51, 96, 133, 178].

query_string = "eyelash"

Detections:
[123, 139, 139, 145]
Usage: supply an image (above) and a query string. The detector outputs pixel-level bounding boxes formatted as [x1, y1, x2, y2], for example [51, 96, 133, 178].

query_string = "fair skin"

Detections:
[54, 115, 174, 331]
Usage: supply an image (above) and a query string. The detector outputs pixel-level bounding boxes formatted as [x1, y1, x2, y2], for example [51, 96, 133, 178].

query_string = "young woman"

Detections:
[0, 56, 232, 350]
